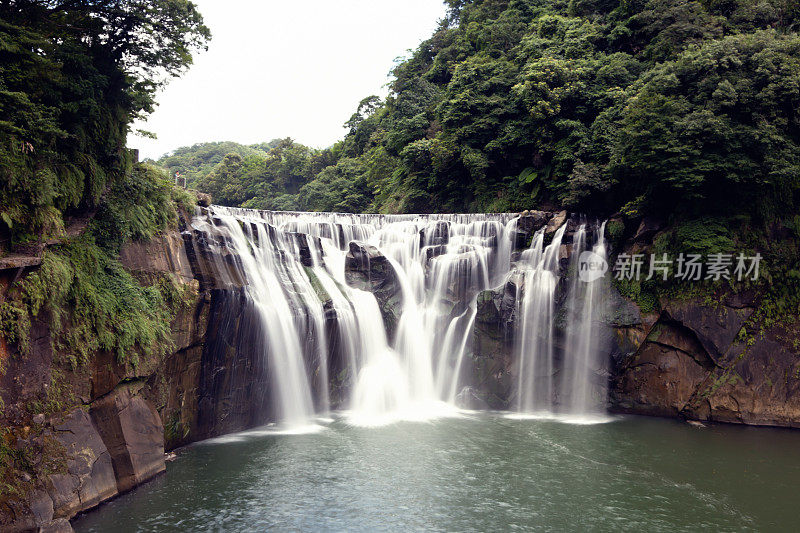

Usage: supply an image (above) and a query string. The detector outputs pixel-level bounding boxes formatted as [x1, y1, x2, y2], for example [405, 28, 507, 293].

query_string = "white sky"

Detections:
[130, 0, 448, 160]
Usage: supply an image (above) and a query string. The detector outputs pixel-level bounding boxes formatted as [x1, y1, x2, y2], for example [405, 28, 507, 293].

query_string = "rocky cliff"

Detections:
[611, 296, 800, 427]
[0, 226, 207, 532]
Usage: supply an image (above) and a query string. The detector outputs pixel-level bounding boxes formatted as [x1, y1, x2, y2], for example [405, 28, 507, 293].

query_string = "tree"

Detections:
[0, 0, 210, 242]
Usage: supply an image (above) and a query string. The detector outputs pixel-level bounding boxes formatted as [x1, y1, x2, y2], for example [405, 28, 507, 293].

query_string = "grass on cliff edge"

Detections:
[0, 163, 197, 370]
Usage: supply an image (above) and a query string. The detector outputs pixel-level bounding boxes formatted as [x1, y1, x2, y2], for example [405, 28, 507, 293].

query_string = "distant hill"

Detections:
[153, 141, 278, 186]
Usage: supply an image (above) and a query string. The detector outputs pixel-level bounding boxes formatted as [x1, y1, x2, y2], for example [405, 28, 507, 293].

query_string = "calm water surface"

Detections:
[73, 413, 800, 532]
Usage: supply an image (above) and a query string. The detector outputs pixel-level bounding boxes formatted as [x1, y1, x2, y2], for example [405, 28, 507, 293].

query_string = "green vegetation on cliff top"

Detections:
[156, 0, 799, 328]
[0, 0, 209, 246]
[1, 163, 196, 369]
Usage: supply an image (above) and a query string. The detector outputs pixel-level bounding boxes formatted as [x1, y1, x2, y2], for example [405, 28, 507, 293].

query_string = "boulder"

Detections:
[344, 241, 403, 341]
[89, 386, 165, 494]
[632, 217, 663, 243]
[545, 210, 568, 236]
[196, 192, 211, 207]
[614, 327, 711, 418]
[455, 387, 491, 410]
[517, 211, 550, 233]
[43, 409, 117, 519]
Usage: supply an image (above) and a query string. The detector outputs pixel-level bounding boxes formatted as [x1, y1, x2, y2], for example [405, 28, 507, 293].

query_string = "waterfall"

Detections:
[512, 220, 610, 420]
[196, 212, 317, 427]
[514, 225, 566, 413]
[561, 222, 609, 416]
[189, 206, 610, 428]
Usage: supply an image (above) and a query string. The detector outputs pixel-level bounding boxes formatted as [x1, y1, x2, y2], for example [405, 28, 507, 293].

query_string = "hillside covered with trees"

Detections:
[162, 0, 799, 223]
[0, 0, 209, 415]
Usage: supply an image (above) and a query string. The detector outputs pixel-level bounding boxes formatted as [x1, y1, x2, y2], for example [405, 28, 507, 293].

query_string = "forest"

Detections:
[160, 0, 799, 224]
[0, 0, 209, 370]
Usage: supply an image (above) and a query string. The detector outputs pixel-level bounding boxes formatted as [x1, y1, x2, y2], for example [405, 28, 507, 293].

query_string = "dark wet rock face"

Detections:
[512, 211, 551, 249]
[464, 282, 518, 409]
[287, 232, 322, 267]
[610, 297, 800, 427]
[344, 241, 403, 341]
[462, 273, 800, 429]
[423, 244, 448, 265]
[420, 221, 450, 247]
[194, 288, 274, 437]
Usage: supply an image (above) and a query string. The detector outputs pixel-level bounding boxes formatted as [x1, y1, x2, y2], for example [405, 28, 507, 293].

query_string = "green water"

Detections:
[73, 413, 800, 532]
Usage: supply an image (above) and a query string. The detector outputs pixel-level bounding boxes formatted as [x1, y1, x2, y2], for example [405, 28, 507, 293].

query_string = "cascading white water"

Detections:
[561, 222, 609, 416]
[196, 213, 317, 427]
[191, 206, 610, 427]
[512, 220, 610, 420]
[514, 225, 566, 413]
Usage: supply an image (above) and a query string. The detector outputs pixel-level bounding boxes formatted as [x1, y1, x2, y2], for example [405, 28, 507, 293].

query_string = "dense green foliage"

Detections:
[156, 0, 799, 329]
[0, 0, 209, 246]
[0, 2, 207, 368]
[155, 141, 272, 186]
[0, 163, 195, 368]
[167, 0, 799, 221]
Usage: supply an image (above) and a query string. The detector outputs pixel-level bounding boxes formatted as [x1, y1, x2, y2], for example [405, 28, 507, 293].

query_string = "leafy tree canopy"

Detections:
[0, 0, 209, 245]
[180, 0, 799, 223]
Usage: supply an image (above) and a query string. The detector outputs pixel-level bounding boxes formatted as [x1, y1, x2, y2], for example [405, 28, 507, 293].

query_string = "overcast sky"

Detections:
[131, 0, 447, 160]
